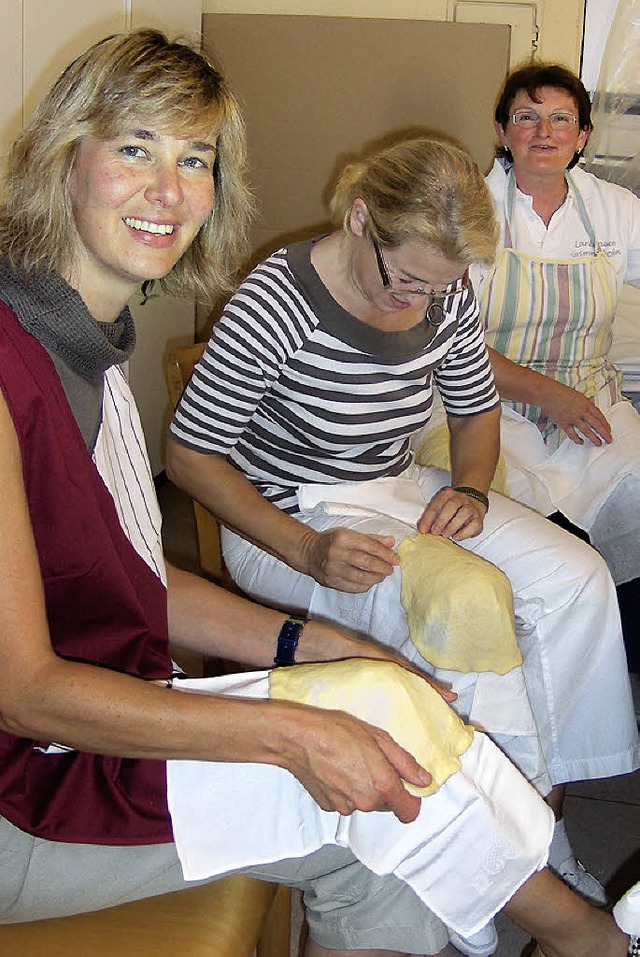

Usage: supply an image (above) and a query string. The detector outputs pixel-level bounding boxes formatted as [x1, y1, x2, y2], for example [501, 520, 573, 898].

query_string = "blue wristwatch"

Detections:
[273, 616, 306, 667]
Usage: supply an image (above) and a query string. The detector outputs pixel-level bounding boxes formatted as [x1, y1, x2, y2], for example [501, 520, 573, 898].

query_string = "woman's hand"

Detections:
[487, 347, 613, 446]
[284, 705, 430, 822]
[417, 487, 487, 541]
[539, 379, 612, 446]
[299, 526, 399, 593]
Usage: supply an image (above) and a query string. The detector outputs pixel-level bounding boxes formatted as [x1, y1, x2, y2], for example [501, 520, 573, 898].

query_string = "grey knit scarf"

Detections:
[0, 256, 136, 451]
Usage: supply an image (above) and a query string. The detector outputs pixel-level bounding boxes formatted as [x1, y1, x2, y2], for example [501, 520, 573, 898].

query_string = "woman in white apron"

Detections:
[471, 63, 640, 669]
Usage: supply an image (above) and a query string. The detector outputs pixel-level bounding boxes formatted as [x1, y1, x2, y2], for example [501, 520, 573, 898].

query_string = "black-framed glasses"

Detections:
[371, 235, 468, 326]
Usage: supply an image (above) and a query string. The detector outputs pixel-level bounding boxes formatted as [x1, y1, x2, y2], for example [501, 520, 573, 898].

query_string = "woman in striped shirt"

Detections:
[168, 136, 638, 951]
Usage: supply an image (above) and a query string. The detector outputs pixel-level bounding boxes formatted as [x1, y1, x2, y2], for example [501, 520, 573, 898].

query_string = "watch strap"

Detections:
[453, 485, 489, 511]
[273, 616, 306, 667]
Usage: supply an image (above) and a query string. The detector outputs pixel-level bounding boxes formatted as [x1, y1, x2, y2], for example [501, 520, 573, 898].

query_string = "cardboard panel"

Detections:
[203, 13, 510, 262]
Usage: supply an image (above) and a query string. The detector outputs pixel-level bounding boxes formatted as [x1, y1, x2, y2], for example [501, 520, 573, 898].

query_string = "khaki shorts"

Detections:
[0, 816, 447, 954]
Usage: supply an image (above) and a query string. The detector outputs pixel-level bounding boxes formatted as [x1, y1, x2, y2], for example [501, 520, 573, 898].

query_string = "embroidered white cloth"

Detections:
[166, 671, 553, 937]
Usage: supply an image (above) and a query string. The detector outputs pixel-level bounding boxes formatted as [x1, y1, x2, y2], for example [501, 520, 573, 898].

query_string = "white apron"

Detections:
[480, 169, 640, 583]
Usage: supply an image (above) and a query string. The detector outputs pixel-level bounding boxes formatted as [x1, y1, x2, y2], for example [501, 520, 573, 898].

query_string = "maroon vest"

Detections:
[0, 303, 173, 844]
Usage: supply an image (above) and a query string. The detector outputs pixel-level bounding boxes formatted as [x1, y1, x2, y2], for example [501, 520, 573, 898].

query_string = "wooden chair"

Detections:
[2, 875, 291, 957]
[165, 342, 234, 587]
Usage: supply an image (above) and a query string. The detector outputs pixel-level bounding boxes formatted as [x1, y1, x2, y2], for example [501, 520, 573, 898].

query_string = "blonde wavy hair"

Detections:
[330, 137, 497, 266]
[0, 29, 254, 300]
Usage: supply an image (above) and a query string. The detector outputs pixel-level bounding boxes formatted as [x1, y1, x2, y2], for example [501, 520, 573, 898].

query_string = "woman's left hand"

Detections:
[417, 486, 487, 541]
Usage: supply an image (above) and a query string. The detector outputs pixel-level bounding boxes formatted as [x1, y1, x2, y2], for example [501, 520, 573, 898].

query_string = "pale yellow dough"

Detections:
[398, 534, 522, 675]
[270, 658, 474, 797]
[414, 423, 510, 497]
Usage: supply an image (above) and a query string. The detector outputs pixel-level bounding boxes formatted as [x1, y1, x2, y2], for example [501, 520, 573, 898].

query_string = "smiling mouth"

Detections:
[123, 217, 175, 235]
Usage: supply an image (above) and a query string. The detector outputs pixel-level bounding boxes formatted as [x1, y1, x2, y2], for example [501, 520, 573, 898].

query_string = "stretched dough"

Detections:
[270, 658, 474, 797]
[398, 534, 522, 675]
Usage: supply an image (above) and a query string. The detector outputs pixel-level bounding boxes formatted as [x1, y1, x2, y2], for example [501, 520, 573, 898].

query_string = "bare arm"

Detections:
[488, 346, 612, 446]
[418, 405, 500, 540]
[166, 561, 456, 684]
[0, 391, 441, 822]
[166, 438, 398, 594]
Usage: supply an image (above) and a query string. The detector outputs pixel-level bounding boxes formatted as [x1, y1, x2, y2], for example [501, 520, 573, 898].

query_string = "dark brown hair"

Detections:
[495, 63, 592, 169]
[495, 63, 592, 130]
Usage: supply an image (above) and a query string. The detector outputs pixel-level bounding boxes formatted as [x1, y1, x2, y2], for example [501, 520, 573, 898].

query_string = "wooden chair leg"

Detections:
[297, 915, 310, 957]
[257, 884, 292, 957]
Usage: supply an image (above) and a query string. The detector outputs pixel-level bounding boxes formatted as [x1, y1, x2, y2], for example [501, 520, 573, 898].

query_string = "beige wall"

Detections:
[203, 0, 586, 71]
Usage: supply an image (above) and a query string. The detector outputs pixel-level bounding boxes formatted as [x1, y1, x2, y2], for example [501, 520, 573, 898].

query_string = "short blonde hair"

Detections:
[330, 137, 497, 266]
[0, 29, 254, 300]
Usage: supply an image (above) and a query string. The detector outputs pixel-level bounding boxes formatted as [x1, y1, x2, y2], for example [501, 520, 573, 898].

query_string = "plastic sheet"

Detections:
[584, 0, 640, 197]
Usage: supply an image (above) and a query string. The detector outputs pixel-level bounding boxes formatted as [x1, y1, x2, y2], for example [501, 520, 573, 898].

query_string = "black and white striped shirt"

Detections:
[170, 239, 498, 514]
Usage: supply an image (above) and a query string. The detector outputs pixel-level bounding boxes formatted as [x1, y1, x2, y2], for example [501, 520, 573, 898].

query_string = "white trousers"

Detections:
[499, 400, 640, 585]
[222, 466, 639, 792]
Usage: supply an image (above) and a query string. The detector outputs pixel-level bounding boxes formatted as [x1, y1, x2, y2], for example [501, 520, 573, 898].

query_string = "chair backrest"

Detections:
[165, 341, 207, 409]
[163, 346, 296, 951]
[165, 342, 226, 583]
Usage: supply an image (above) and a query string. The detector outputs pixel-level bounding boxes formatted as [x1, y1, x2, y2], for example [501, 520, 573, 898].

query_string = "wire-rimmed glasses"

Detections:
[371, 235, 468, 326]
[510, 109, 579, 130]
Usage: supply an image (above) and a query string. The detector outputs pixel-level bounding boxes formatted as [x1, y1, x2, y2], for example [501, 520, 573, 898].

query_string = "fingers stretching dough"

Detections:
[270, 659, 473, 797]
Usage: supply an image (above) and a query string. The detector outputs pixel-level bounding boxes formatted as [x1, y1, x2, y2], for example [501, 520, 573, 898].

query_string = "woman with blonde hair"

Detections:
[0, 30, 251, 301]
[169, 133, 638, 955]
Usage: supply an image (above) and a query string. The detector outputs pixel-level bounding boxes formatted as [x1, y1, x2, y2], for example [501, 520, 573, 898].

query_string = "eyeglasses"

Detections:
[510, 109, 579, 130]
[371, 236, 468, 326]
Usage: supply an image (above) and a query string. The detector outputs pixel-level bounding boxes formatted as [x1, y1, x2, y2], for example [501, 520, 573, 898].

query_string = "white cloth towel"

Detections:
[298, 473, 426, 528]
[166, 672, 553, 937]
[614, 880, 640, 935]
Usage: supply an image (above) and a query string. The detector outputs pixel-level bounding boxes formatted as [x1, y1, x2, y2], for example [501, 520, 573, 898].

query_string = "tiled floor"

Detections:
[157, 478, 640, 957]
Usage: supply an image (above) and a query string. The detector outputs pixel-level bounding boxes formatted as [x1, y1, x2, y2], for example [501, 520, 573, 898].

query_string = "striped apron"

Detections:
[478, 169, 640, 583]
[481, 168, 620, 445]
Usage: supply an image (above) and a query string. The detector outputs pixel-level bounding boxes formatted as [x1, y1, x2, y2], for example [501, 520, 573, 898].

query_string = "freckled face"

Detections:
[496, 86, 589, 180]
[68, 127, 217, 304]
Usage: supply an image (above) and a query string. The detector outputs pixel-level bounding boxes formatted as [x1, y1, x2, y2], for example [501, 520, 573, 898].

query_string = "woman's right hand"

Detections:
[283, 703, 429, 822]
[539, 379, 612, 446]
[488, 347, 613, 446]
[298, 527, 399, 593]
